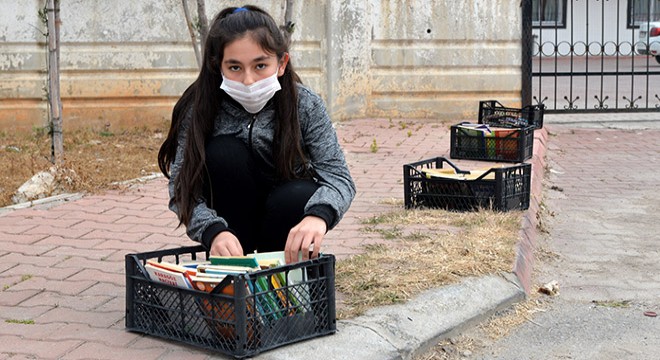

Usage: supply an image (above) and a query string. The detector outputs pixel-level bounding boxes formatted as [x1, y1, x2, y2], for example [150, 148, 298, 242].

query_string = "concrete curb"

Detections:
[0, 192, 83, 216]
[513, 128, 548, 294]
[258, 274, 525, 360]
[0, 173, 163, 216]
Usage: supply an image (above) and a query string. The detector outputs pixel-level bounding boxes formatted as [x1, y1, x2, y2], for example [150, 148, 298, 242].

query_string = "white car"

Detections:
[637, 21, 660, 64]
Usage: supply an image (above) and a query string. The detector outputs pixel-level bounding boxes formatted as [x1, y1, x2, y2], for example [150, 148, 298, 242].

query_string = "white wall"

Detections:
[0, 0, 523, 130]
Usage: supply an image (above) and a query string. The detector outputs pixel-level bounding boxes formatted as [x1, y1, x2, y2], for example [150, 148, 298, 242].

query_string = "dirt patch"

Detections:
[0, 123, 166, 207]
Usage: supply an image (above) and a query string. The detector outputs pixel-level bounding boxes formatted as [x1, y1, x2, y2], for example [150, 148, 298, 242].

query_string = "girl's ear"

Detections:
[277, 52, 290, 76]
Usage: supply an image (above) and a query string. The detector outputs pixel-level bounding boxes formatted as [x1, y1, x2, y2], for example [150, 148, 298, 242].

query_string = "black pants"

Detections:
[204, 135, 318, 254]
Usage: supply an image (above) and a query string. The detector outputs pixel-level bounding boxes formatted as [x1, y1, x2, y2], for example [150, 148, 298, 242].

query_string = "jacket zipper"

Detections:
[247, 114, 257, 153]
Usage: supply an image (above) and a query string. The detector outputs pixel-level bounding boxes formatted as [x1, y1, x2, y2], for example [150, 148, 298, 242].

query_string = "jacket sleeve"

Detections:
[299, 88, 356, 229]
[167, 114, 230, 247]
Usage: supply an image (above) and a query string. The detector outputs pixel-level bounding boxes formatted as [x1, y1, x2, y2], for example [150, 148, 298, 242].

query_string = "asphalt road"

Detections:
[452, 116, 660, 360]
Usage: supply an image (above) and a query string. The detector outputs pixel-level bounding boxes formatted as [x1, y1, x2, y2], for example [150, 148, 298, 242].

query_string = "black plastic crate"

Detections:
[478, 100, 545, 129]
[449, 122, 534, 163]
[125, 246, 336, 359]
[403, 157, 531, 211]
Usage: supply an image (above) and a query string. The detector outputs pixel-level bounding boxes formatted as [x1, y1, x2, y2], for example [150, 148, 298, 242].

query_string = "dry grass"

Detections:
[336, 208, 522, 319]
[416, 293, 550, 360]
[0, 124, 166, 207]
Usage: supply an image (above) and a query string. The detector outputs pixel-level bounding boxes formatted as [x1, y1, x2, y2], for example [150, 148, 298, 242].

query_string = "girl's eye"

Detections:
[256, 63, 267, 70]
[228, 65, 241, 72]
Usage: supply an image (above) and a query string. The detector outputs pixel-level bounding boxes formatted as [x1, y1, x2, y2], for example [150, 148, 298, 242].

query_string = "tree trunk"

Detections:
[181, 0, 202, 68]
[284, 0, 294, 25]
[196, 0, 209, 48]
[46, 0, 63, 165]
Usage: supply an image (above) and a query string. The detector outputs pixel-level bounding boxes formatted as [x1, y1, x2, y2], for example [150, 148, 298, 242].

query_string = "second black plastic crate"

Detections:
[450, 122, 534, 163]
[403, 157, 531, 211]
[478, 100, 545, 129]
[125, 246, 336, 359]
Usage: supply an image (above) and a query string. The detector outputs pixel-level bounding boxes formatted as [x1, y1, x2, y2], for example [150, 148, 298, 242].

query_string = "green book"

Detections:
[209, 256, 260, 268]
[254, 275, 284, 321]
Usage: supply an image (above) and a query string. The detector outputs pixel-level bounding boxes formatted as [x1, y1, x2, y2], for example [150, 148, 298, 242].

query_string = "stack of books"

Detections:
[143, 251, 309, 324]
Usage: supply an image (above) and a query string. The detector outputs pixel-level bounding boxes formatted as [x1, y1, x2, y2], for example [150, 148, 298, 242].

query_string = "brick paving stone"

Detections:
[43, 210, 125, 223]
[103, 207, 171, 218]
[0, 208, 65, 219]
[139, 233, 190, 247]
[123, 223, 182, 235]
[25, 225, 92, 238]
[73, 220, 134, 232]
[9, 277, 96, 295]
[54, 257, 124, 273]
[113, 216, 174, 227]
[0, 322, 62, 338]
[58, 342, 168, 360]
[0, 262, 16, 273]
[0, 289, 42, 306]
[0, 253, 67, 268]
[79, 282, 124, 297]
[51, 202, 116, 214]
[0, 242, 56, 256]
[6, 217, 83, 229]
[0, 336, 81, 359]
[94, 199, 152, 211]
[158, 350, 210, 360]
[127, 335, 193, 351]
[42, 246, 121, 261]
[35, 307, 123, 328]
[94, 296, 124, 313]
[33, 235, 105, 249]
[0, 232, 49, 245]
[44, 323, 140, 347]
[0, 223, 38, 235]
[68, 268, 123, 285]
[80, 229, 150, 242]
[91, 239, 158, 253]
[97, 198, 148, 210]
[1, 274, 27, 289]
[20, 292, 114, 311]
[0, 305, 52, 320]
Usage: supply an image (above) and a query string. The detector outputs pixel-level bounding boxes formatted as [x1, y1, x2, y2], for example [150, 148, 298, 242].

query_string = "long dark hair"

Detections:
[157, 5, 305, 226]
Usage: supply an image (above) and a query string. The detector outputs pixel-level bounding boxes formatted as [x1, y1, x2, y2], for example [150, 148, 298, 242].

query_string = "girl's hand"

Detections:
[285, 215, 327, 263]
[210, 231, 244, 256]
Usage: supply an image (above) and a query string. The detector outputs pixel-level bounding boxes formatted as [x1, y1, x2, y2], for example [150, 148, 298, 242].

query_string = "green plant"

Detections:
[5, 319, 35, 325]
[370, 138, 378, 153]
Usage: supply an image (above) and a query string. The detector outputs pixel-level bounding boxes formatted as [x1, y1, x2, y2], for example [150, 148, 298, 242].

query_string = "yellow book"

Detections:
[422, 167, 498, 181]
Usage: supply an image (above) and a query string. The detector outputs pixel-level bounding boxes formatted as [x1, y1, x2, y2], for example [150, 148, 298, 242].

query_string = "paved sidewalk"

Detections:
[0, 118, 545, 359]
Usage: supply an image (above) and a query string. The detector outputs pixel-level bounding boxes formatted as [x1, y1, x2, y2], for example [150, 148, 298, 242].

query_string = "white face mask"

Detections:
[220, 70, 281, 114]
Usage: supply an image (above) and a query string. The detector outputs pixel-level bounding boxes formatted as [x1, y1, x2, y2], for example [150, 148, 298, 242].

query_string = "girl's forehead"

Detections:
[223, 35, 276, 62]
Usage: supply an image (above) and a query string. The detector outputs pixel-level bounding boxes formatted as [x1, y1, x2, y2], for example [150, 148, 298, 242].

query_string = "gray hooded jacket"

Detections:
[168, 84, 356, 247]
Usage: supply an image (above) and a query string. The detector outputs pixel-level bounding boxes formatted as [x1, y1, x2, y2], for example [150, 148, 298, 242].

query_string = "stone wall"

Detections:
[0, 0, 523, 130]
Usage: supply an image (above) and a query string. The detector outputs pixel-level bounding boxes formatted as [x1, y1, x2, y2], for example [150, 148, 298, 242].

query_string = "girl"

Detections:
[158, 5, 355, 264]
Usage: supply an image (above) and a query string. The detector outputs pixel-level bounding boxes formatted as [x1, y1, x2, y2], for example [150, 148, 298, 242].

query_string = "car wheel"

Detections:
[656, 55, 660, 64]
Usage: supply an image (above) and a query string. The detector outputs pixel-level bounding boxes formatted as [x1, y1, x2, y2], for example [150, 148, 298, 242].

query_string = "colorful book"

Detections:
[144, 263, 192, 289]
[146, 259, 197, 278]
[209, 255, 260, 268]
[198, 264, 259, 275]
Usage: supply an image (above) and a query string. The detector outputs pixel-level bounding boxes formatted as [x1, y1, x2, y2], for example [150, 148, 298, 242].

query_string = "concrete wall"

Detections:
[0, 0, 523, 131]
